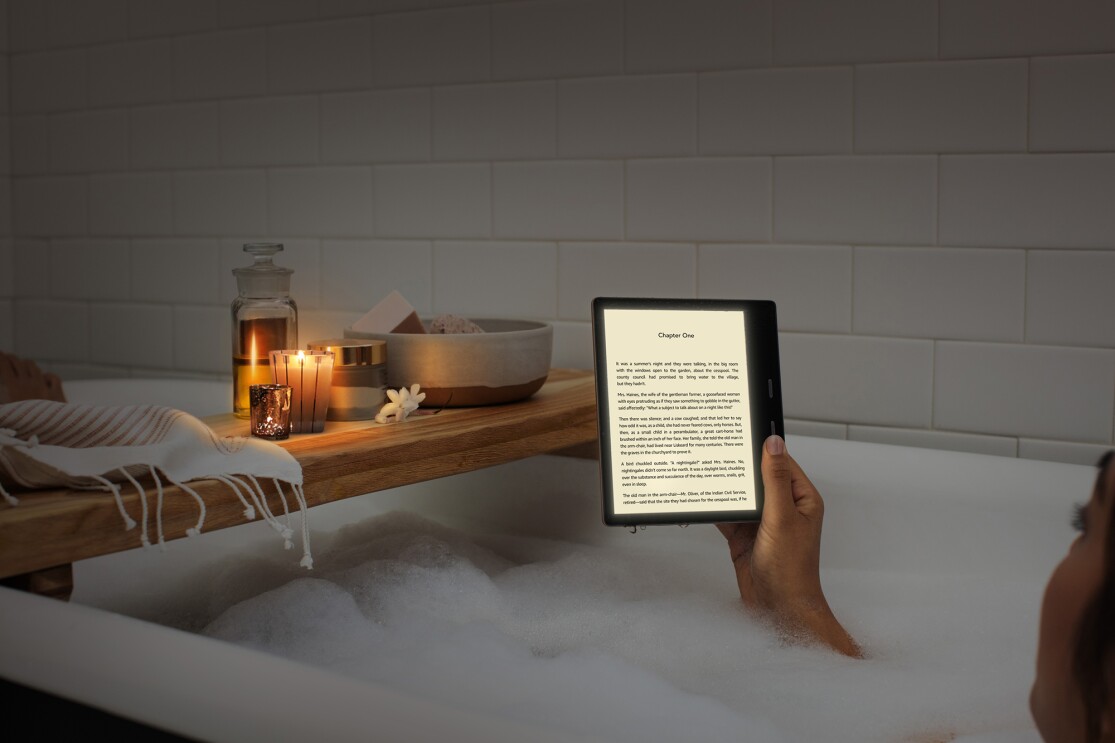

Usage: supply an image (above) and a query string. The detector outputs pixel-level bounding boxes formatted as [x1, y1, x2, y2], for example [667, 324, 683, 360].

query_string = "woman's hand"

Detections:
[717, 435, 861, 657]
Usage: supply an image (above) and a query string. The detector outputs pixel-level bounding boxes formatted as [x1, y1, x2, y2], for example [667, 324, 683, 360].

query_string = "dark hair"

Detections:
[1074, 450, 1115, 743]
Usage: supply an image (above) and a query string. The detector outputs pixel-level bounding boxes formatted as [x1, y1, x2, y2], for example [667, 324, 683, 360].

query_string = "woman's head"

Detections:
[1031, 451, 1115, 743]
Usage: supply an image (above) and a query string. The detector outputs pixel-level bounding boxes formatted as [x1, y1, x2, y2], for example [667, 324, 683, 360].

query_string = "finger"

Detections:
[20, 359, 43, 380]
[760, 434, 794, 522]
[717, 522, 758, 564]
[716, 521, 757, 542]
[781, 452, 824, 518]
[0, 353, 16, 381]
[44, 373, 66, 402]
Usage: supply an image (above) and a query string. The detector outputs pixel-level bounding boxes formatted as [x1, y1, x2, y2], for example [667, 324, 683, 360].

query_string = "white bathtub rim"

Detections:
[66, 378, 233, 419]
[0, 586, 593, 743]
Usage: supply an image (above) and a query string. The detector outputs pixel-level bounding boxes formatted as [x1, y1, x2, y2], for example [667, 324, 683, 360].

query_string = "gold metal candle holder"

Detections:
[249, 384, 292, 440]
[269, 350, 335, 434]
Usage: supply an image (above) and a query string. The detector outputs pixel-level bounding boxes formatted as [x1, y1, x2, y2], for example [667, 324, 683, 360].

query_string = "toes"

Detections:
[19, 359, 43, 380]
[0, 353, 17, 382]
[44, 374, 66, 403]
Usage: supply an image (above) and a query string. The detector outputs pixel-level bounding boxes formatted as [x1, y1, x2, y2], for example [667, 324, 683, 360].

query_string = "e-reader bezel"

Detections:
[592, 297, 784, 527]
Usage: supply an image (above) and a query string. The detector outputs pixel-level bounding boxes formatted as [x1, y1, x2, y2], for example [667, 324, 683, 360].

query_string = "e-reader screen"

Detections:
[592, 298, 784, 527]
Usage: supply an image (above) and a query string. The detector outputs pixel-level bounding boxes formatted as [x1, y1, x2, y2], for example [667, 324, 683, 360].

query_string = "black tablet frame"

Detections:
[592, 297, 784, 527]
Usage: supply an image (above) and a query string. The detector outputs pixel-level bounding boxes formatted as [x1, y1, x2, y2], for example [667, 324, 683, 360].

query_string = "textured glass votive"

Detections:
[269, 350, 334, 434]
[250, 384, 292, 440]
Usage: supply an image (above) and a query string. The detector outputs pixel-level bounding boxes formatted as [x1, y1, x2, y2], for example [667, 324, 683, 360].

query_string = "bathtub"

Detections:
[0, 378, 1097, 742]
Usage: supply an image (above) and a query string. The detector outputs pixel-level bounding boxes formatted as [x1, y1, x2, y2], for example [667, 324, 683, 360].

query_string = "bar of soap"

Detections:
[351, 290, 426, 334]
[428, 315, 485, 334]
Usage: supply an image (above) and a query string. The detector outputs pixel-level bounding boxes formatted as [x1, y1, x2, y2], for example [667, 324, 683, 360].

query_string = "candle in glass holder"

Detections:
[250, 384, 292, 440]
[269, 350, 334, 433]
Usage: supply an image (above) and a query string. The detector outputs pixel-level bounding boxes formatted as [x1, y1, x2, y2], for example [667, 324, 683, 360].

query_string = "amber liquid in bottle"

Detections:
[233, 317, 290, 418]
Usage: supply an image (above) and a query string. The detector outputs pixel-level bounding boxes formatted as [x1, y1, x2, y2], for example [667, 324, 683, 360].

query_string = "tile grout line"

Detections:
[1021, 249, 1028, 342]
[929, 338, 936, 430]
[849, 245, 855, 333]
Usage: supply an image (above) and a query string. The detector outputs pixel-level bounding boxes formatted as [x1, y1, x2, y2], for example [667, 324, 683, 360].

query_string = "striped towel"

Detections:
[0, 400, 312, 568]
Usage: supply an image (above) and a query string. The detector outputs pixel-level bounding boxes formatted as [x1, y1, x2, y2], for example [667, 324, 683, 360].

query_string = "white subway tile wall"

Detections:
[266, 166, 374, 237]
[131, 238, 220, 304]
[852, 247, 1025, 342]
[939, 154, 1115, 249]
[698, 243, 852, 333]
[89, 301, 174, 368]
[88, 40, 173, 107]
[780, 333, 934, 427]
[785, 419, 847, 441]
[220, 96, 319, 166]
[491, 0, 622, 81]
[172, 304, 227, 373]
[1029, 54, 1115, 153]
[129, 103, 220, 170]
[128, 0, 218, 40]
[626, 158, 770, 241]
[374, 163, 490, 238]
[1026, 251, 1115, 348]
[89, 173, 172, 235]
[319, 238, 432, 312]
[50, 239, 130, 300]
[434, 240, 557, 318]
[50, 110, 128, 173]
[934, 342, 1115, 442]
[774, 0, 937, 65]
[0, 241, 13, 298]
[4, 1, 1113, 463]
[774, 156, 936, 244]
[12, 240, 49, 298]
[847, 425, 1018, 458]
[699, 67, 853, 155]
[854, 60, 1027, 153]
[558, 75, 694, 158]
[320, 88, 430, 163]
[434, 81, 556, 161]
[494, 160, 621, 239]
[266, 18, 372, 94]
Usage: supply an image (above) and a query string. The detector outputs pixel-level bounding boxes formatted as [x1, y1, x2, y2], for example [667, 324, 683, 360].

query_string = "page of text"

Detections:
[604, 308, 755, 515]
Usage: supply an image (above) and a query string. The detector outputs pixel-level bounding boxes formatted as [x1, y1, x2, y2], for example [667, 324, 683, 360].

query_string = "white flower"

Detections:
[375, 383, 426, 423]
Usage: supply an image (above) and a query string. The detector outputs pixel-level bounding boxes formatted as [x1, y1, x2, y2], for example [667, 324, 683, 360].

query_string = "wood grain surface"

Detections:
[0, 369, 599, 580]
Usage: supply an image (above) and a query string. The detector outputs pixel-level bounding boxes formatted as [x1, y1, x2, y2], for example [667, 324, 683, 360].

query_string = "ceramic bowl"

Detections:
[343, 319, 553, 407]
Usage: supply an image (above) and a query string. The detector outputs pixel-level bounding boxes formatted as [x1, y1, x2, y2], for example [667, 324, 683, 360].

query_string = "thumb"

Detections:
[760, 435, 793, 522]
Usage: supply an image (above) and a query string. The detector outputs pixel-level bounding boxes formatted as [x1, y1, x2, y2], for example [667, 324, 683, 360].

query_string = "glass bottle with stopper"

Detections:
[231, 243, 298, 418]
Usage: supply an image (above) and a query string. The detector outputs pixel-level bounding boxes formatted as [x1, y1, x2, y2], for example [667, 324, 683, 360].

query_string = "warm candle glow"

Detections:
[270, 350, 334, 434]
[250, 384, 291, 441]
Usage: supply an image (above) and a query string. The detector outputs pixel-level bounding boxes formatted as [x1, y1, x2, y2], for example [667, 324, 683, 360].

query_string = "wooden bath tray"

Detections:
[0, 369, 599, 596]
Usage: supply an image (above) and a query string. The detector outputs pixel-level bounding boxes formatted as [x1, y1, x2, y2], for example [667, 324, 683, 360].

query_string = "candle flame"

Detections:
[250, 334, 257, 366]
[297, 350, 306, 363]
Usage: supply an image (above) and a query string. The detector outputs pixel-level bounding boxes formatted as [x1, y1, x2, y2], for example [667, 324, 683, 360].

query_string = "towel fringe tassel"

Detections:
[214, 475, 256, 521]
[149, 465, 167, 550]
[166, 477, 207, 537]
[92, 474, 137, 531]
[0, 478, 18, 506]
[118, 468, 151, 548]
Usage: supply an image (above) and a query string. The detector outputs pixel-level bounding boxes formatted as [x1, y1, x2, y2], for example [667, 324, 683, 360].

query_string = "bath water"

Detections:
[157, 508, 1047, 743]
[72, 439, 1085, 743]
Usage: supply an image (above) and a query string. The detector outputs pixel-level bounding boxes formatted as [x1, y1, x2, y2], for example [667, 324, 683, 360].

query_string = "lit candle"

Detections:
[269, 350, 335, 433]
[250, 384, 292, 440]
[234, 321, 287, 417]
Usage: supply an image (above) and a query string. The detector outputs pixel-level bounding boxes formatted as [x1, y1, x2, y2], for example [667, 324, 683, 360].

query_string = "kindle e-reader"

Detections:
[592, 298, 784, 527]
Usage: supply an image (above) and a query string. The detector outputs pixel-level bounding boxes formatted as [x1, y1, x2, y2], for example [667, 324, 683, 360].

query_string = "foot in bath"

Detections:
[0, 352, 66, 404]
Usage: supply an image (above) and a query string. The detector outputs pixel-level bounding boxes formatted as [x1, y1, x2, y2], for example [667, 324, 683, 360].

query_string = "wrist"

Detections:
[767, 594, 862, 658]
